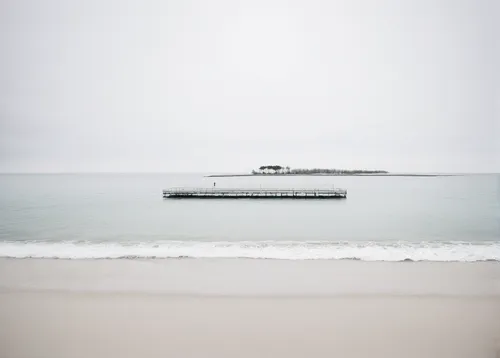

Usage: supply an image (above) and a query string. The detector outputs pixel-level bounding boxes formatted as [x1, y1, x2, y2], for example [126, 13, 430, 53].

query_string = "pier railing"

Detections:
[163, 187, 347, 198]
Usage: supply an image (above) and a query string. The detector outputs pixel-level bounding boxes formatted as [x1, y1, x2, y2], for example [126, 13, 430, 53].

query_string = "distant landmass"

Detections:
[205, 165, 449, 177]
[250, 165, 388, 175]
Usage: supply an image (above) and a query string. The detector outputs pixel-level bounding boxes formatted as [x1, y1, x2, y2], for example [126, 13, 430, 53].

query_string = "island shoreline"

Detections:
[205, 173, 455, 178]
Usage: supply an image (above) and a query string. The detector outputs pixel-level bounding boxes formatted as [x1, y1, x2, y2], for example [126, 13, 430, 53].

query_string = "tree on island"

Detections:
[256, 165, 284, 174]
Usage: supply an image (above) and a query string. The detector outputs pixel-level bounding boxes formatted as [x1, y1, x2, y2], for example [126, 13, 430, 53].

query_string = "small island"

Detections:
[205, 165, 447, 177]
[250, 165, 388, 175]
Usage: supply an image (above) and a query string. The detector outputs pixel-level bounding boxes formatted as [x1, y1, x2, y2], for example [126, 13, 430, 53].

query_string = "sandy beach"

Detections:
[0, 259, 499, 358]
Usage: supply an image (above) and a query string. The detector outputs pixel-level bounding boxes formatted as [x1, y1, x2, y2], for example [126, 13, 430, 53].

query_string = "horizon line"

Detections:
[0, 171, 498, 175]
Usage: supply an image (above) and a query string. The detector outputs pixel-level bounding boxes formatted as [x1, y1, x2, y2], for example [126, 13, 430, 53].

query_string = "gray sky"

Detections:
[1, 0, 498, 173]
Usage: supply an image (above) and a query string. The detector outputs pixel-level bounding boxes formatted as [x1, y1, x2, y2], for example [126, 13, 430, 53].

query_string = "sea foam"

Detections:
[0, 240, 499, 261]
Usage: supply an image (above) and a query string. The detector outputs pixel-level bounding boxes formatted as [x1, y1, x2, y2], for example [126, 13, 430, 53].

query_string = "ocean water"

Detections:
[0, 173, 498, 261]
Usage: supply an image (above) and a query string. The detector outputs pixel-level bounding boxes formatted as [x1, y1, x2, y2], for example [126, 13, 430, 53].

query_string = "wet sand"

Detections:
[0, 259, 499, 358]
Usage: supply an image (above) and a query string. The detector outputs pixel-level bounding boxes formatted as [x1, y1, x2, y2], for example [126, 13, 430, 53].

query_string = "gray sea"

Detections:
[0, 173, 498, 261]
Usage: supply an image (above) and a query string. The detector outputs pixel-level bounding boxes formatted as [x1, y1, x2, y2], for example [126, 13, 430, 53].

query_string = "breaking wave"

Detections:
[0, 240, 499, 261]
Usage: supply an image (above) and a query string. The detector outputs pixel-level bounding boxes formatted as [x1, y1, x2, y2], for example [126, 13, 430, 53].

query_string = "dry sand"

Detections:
[0, 259, 499, 358]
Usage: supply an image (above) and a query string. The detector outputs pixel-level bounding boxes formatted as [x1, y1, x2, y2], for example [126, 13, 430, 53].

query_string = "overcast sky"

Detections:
[1, 0, 498, 173]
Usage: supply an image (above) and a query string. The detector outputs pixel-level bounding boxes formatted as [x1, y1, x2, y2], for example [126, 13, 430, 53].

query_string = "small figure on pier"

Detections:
[213, 182, 216, 188]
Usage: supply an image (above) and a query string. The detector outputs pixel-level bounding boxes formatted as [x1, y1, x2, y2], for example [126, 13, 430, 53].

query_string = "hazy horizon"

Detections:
[0, 170, 498, 175]
[1, 0, 499, 173]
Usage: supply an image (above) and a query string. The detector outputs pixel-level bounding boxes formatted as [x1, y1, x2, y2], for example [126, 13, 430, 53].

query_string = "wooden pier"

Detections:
[163, 187, 347, 199]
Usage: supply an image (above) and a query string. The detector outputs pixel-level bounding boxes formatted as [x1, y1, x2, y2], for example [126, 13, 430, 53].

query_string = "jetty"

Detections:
[163, 187, 347, 199]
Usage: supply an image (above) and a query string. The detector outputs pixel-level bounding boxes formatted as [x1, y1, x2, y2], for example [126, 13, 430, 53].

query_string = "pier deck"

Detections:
[163, 187, 347, 199]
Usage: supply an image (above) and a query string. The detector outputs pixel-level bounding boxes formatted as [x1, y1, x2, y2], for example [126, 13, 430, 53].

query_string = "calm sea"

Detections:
[0, 173, 498, 261]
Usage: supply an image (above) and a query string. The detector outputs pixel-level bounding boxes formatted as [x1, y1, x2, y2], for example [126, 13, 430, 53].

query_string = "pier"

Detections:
[163, 187, 347, 199]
